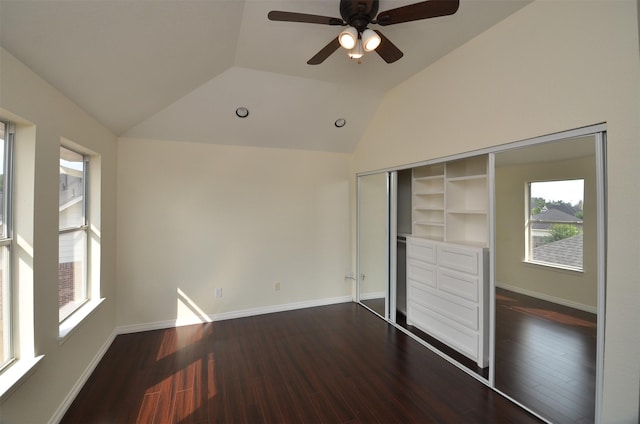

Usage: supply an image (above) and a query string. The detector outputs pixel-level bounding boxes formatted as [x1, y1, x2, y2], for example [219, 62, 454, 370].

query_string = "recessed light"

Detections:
[335, 118, 346, 128]
[236, 107, 249, 118]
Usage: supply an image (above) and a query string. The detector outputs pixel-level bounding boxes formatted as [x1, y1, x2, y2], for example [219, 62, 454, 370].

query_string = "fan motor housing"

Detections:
[340, 0, 379, 31]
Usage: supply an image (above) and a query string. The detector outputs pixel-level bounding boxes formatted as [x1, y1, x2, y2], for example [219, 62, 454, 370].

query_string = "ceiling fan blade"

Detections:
[268, 11, 344, 26]
[307, 38, 341, 65]
[374, 30, 404, 63]
[376, 0, 459, 26]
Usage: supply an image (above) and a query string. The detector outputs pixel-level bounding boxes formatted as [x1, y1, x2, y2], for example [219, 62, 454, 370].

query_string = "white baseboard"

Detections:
[496, 282, 597, 314]
[49, 329, 118, 424]
[359, 291, 385, 301]
[116, 295, 353, 335]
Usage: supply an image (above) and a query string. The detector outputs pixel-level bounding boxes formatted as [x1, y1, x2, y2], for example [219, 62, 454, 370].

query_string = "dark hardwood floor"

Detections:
[395, 311, 489, 379]
[361, 297, 488, 377]
[360, 297, 385, 318]
[495, 288, 597, 424]
[360, 289, 597, 423]
[62, 303, 540, 424]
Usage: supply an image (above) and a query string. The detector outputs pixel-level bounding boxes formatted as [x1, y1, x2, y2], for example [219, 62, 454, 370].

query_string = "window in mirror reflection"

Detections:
[527, 179, 584, 271]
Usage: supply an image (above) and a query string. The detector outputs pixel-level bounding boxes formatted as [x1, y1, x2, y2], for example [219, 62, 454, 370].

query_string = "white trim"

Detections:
[594, 131, 606, 424]
[358, 291, 385, 301]
[48, 330, 117, 424]
[389, 171, 397, 323]
[496, 282, 597, 314]
[58, 298, 105, 342]
[487, 152, 497, 388]
[0, 355, 44, 402]
[116, 296, 353, 335]
[356, 176, 362, 303]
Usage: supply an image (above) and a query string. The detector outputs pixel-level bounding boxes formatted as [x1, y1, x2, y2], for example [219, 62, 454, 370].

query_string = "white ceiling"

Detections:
[0, 0, 531, 152]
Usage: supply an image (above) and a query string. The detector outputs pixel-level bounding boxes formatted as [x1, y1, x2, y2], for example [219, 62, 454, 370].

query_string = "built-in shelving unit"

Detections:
[411, 155, 488, 247]
[406, 155, 490, 372]
[412, 163, 445, 241]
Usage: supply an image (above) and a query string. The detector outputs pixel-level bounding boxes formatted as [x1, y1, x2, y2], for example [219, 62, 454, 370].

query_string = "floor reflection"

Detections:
[495, 288, 596, 424]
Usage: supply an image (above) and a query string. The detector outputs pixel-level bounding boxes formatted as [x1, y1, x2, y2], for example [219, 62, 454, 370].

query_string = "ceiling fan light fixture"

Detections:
[348, 39, 364, 59]
[361, 29, 381, 52]
[338, 26, 358, 49]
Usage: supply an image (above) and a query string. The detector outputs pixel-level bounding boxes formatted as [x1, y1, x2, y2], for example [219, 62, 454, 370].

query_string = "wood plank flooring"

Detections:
[360, 289, 596, 423]
[62, 303, 540, 424]
[495, 288, 597, 424]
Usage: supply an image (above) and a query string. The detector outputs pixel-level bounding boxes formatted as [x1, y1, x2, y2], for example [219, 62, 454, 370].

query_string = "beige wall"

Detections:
[116, 138, 352, 328]
[495, 155, 597, 310]
[353, 1, 640, 421]
[357, 172, 388, 299]
[0, 48, 118, 423]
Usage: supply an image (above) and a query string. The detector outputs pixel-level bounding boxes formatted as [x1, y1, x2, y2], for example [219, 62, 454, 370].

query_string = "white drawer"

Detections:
[407, 258, 437, 288]
[407, 237, 437, 264]
[438, 268, 479, 302]
[438, 244, 479, 275]
[407, 301, 479, 361]
[408, 282, 478, 330]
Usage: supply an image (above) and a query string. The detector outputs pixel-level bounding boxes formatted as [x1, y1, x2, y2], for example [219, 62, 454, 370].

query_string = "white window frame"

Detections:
[58, 146, 89, 323]
[525, 179, 584, 272]
[0, 120, 14, 372]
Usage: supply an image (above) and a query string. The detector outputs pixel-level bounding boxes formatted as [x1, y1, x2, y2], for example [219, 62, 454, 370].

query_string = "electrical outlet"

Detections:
[215, 288, 222, 298]
[274, 282, 281, 291]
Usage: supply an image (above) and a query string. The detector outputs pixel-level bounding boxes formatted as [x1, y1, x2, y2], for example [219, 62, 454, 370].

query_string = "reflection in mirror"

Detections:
[494, 135, 600, 423]
[357, 173, 389, 318]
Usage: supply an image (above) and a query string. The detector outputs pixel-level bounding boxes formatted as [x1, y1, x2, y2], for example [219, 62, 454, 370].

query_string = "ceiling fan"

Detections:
[268, 0, 460, 65]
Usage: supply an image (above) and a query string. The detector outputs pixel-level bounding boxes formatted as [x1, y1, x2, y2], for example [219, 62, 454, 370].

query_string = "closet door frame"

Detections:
[355, 123, 606, 423]
[356, 171, 391, 320]
[488, 123, 607, 422]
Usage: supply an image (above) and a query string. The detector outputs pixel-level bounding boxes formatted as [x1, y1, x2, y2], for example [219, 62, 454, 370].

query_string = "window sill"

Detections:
[58, 298, 105, 343]
[523, 260, 584, 274]
[0, 355, 44, 401]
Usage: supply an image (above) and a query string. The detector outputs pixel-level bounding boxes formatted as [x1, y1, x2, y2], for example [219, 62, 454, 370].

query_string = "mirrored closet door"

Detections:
[492, 131, 605, 423]
[355, 126, 606, 424]
[357, 172, 390, 319]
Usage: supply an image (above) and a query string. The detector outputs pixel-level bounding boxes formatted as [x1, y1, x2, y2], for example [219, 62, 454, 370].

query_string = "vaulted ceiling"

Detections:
[0, 0, 530, 152]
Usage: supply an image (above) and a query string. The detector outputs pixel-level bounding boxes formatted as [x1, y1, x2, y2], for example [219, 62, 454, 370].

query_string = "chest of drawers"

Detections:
[406, 236, 489, 368]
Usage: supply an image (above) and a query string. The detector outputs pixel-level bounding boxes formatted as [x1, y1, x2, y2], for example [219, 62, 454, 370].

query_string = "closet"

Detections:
[356, 125, 607, 424]
[406, 155, 489, 368]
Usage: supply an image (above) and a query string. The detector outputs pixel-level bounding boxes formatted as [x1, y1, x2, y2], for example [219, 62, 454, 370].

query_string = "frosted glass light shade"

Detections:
[361, 29, 381, 52]
[338, 26, 358, 50]
[348, 39, 364, 59]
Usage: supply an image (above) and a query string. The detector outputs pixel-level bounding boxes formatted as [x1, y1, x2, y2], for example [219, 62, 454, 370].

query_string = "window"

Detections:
[0, 121, 14, 370]
[59, 146, 88, 322]
[527, 179, 584, 271]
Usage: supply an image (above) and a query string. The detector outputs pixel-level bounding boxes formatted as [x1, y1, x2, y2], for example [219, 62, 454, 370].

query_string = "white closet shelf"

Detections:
[411, 156, 487, 245]
[446, 209, 487, 215]
[446, 174, 487, 182]
[414, 191, 445, 195]
[415, 206, 444, 211]
[414, 175, 445, 181]
[415, 221, 445, 227]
